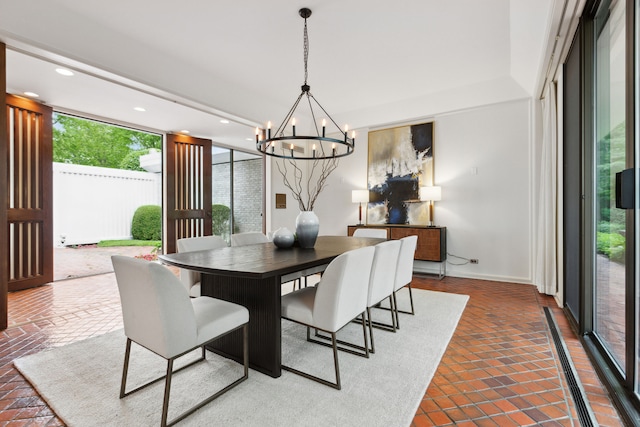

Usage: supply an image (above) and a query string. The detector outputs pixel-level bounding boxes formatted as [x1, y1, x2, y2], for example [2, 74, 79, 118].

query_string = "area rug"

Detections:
[15, 289, 468, 427]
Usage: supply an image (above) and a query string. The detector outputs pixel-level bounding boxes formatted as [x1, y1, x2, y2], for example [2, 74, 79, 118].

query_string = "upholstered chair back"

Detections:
[177, 235, 227, 253]
[313, 246, 375, 331]
[111, 256, 198, 359]
[394, 235, 418, 292]
[230, 232, 270, 247]
[368, 240, 402, 306]
[352, 228, 387, 239]
[177, 235, 228, 296]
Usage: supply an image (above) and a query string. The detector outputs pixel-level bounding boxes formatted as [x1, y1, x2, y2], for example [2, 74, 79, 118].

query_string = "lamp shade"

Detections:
[352, 190, 369, 204]
[419, 186, 442, 201]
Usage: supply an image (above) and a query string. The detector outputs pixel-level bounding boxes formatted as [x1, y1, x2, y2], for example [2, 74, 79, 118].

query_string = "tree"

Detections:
[53, 113, 161, 170]
[119, 148, 152, 172]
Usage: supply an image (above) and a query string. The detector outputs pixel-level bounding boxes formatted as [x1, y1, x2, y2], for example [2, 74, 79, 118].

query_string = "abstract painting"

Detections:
[367, 122, 433, 224]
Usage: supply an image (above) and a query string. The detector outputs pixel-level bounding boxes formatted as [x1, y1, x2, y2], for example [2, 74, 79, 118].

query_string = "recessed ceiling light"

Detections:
[24, 92, 39, 98]
[133, 107, 146, 112]
[180, 130, 190, 134]
[55, 68, 74, 76]
[246, 138, 253, 141]
[220, 119, 230, 124]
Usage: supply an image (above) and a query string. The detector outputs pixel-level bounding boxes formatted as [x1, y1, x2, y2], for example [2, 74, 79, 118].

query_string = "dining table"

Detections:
[158, 235, 384, 378]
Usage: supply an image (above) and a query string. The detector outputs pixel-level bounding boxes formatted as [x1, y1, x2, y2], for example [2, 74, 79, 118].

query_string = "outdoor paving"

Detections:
[54, 245, 157, 281]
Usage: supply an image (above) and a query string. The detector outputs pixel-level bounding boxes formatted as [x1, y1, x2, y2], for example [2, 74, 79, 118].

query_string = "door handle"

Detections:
[615, 168, 634, 209]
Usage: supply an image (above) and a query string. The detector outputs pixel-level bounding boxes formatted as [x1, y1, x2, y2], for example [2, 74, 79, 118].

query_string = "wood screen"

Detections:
[1, 44, 7, 329]
[4, 94, 53, 292]
[164, 134, 212, 254]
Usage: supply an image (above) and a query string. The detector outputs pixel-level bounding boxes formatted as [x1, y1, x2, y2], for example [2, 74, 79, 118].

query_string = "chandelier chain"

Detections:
[256, 8, 354, 161]
[303, 16, 309, 86]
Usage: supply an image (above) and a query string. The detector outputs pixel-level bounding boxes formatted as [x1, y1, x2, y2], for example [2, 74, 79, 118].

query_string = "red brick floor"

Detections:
[0, 273, 623, 426]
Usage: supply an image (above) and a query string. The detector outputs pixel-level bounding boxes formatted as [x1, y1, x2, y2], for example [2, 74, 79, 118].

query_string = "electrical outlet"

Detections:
[470, 259, 479, 264]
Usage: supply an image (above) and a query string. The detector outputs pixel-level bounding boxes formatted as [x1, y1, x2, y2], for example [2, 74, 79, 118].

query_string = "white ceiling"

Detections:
[0, 0, 567, 152]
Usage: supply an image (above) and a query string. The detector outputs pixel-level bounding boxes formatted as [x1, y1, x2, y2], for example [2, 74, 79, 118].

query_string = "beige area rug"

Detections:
[15, 289, 468, 427]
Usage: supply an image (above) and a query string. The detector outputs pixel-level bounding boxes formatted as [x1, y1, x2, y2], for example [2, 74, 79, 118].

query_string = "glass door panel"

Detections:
[212, 147, 231, 244]
[594, 0, 627, 372]
[232, 151, 264, 233]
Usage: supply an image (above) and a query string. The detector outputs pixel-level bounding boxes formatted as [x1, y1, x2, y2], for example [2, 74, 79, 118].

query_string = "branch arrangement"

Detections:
[276, 156, 339, 211]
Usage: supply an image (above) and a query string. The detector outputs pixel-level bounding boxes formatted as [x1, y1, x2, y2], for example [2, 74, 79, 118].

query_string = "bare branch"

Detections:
[275, 155, 339, 211]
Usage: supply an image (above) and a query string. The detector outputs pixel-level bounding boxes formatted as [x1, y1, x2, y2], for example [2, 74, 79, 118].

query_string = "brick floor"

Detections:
[0, 269, 624, 426]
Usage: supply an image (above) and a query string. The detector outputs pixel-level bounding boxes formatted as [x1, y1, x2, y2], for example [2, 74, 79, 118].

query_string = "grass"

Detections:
[97, 239, 161, 248]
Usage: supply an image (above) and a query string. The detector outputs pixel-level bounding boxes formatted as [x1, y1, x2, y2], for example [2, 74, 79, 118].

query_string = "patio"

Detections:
[54, 245, 157, 281]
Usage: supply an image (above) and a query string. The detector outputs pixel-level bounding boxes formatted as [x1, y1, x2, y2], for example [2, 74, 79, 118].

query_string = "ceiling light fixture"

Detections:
[256, 8, 354, 160]
[23, 91, 39, 98]
[55, 68, 74, 76]
[220, 119, 230, 124]
[133, 107, 146, 112]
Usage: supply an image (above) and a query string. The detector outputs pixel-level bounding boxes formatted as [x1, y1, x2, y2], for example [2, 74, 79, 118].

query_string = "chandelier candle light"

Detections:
[255, 8, 355, 160]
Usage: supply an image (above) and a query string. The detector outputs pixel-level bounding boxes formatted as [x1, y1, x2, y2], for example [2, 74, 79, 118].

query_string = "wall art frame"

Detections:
[367, 121, 434, 225]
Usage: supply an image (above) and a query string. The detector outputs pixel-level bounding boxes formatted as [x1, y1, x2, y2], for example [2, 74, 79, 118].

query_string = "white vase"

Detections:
[295, 211, 319, 249]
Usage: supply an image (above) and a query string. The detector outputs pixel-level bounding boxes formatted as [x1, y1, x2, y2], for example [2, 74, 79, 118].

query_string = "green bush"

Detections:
[212, 204, 230, 237]
[596, 231, 625, 263]
[610, 246, 626, 263]
[119, 149, 151, 172]
[131, 205, 161, 240]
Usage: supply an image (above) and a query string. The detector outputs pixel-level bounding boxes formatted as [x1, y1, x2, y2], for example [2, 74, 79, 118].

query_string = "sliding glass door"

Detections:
[211, 146, 264, 244]
[564, 1, 640, 419]
[593, 0, 627, 373]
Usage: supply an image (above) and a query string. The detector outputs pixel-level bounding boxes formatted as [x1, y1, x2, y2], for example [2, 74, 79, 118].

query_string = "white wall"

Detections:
[434, 99, 532, 283]
[269, 98, 534, 284]
[53, 163, 162, 246]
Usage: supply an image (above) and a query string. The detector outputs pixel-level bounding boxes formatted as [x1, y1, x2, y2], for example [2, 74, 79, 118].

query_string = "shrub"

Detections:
[212, 204, 231, 237]
[596, 231, 625, 263]
[119, 148, 150, 172]
[131, 205, 162, 240]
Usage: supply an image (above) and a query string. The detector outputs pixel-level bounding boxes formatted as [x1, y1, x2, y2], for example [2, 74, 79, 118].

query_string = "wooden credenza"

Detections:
[347, 225, 446, 262]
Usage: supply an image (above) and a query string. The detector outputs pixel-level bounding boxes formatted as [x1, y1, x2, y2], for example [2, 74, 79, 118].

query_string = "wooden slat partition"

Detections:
[164, 134, 212, 254]
[1, 43, 7, 329]
[5, 94, 53, 292]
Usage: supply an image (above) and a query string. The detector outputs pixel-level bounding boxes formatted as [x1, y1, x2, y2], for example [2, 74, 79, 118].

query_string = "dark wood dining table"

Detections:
[158, 235, 383, 378]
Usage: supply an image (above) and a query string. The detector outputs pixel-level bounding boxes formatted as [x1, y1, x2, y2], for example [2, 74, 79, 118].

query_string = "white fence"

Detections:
[53, 163, 161, 246]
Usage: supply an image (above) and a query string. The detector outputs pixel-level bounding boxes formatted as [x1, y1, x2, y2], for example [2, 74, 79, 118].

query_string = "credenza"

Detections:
[347, 225, 447, 278]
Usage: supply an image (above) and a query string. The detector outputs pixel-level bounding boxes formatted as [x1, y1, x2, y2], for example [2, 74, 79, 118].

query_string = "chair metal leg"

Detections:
[394, 285, 416, 316]
[331, 332, 341, 390]
[393, 292, 400, 329]
[164, 325, 249, 426]
[360, 311, 370, 358]
[120, 338, 132, 399]
[282, 323, 343, 389]
[366, 307, 375, 354]
[309, 312, 370, 358]
[408, 283, 415, 315]
[160, 359, 174, 427]
[120, 324, 249, 427]
[368, 295, 399, 332]
[243, 324, 249, 377]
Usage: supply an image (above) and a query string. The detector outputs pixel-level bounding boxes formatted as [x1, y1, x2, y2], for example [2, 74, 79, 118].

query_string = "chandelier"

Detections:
[256, 8, 355, 160]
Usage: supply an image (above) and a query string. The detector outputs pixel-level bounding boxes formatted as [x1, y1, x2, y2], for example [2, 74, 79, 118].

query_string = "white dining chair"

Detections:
[111, 255, 249, 427]
[319, 239, 401, 351]
[393, 235, 418, 328]
[352, 228, 388, 239]
[230, 232, 270, 247]
[365, 239, 402, 351]
[177, 235, 228, 297]
[281, 246, 375, 389]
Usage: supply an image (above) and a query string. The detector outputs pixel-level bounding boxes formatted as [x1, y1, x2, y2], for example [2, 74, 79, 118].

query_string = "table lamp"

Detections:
[419, 186, 442, 227]
[351, 190, 369, 225]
